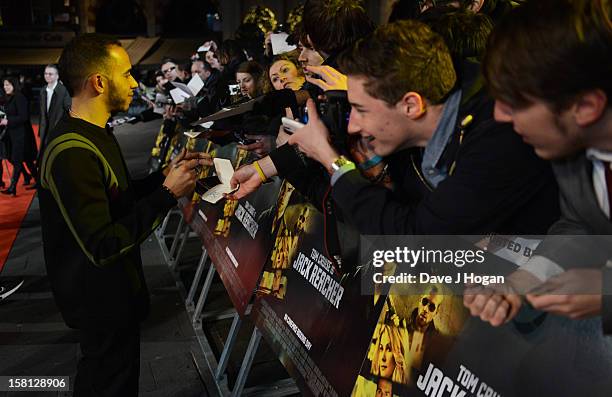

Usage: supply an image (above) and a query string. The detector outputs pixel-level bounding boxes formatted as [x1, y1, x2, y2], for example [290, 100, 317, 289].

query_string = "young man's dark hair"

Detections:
[339, 20, 456, 105]
[478, 0, 515, 23]
[302, 0, 375, 57]
[291, 20, 310, 48]
[388, 0, 423, 22]
[484, 0, 612, 112]
[58, 34, 121, 96]
[414, 0, 514, 24]
[418, 6, 493, 63]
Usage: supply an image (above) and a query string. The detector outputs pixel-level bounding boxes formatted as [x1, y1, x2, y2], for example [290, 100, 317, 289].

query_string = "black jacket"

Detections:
[270, 63, 559, 235]
[3, 92, 37, 163]
[39, 82, 71, 151]
[39, 116, 176, 328]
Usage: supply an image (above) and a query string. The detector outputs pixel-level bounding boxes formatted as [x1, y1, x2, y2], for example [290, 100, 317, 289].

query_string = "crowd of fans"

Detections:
[134, 0, 612, 338]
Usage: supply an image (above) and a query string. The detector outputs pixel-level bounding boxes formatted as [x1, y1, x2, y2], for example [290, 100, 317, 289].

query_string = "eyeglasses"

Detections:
[421, 297, 437, 312]
[162, 66, 176, 74]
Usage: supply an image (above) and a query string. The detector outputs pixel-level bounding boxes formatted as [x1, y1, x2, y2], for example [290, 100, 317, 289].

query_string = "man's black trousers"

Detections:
[74, 322, 140, 396]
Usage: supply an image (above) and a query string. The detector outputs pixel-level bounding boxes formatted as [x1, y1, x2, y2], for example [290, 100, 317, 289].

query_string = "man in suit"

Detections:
[39, 64, 71, 157]
[464, 0, 612, 333]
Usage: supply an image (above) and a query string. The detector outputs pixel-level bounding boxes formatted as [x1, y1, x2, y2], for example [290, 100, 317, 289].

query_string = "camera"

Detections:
[228, 83, 240, 97]
[315, 90, 351, 154]
[228, 82, 249, 105]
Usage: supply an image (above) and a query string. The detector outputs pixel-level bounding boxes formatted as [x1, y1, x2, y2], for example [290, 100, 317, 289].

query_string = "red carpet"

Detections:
[0, 125, 39, 273]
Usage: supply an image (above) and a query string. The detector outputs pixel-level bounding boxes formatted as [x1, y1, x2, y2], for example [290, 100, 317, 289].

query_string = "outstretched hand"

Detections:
[304, 65, 348, 91]
[526, 268, 603, 320]
[227, 164, 262, 200]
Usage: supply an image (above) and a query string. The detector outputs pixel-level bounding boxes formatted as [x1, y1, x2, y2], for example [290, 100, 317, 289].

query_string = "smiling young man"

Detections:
[463, 0, 612, 333]
[232, 20, 559, 236]
[38, 34, 210, 396]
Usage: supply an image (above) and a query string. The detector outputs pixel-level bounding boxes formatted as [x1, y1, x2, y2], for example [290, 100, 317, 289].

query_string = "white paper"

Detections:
[187, 74, 205, 96]
[201, 184, 235, 204]
[271, 33, 297, 55]
[214, 158, 235, 186]
[170, 81, 192, 96]
[169, 88, 190, 104]
[183, 130, 202, 138]
[200, 158, 239, 204]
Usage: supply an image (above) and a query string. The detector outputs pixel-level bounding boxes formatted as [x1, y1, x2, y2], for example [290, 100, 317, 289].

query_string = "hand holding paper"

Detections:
[197, 158, 240, 203]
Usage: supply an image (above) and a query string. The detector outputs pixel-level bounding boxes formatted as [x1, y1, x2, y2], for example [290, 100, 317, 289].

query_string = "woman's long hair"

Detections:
[2, 76, 21, 96]
[370, 323, 408, 384]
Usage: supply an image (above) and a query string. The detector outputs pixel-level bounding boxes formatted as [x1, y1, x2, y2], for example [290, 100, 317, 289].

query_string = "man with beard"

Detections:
[38, 34, 211, 396]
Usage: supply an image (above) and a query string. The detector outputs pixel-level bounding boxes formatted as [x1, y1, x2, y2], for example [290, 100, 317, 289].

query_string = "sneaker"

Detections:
[0, 279, 24, 301]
